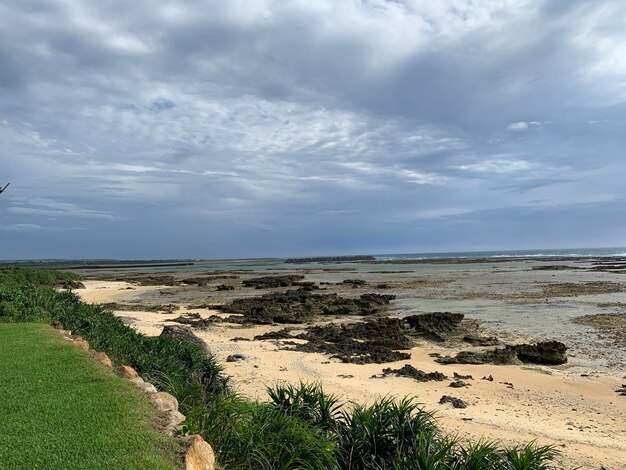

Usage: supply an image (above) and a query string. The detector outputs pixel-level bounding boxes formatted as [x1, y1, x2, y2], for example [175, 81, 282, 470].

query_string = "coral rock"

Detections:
[181, 435, 216, 470]
[94, 352, 113, 367]
[151, 392, 178, 412]
[118, 365, 139, 379]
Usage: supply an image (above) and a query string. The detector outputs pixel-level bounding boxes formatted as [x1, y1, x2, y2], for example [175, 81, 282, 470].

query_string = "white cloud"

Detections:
[453, 159, 534, 173]
[507, 121, 541, 132]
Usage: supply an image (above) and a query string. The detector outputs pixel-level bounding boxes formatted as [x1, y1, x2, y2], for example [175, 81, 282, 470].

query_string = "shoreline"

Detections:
[77, 279, 626, 469]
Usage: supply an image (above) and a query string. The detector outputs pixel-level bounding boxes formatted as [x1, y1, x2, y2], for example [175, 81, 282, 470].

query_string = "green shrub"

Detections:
[185, 394, 337, 469]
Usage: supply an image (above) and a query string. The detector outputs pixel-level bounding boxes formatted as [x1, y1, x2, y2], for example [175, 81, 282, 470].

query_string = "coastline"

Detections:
[76, 268, 626, 470]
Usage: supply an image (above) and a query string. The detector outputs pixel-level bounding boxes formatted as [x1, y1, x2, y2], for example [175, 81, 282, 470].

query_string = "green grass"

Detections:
[0, 323, 182, 470]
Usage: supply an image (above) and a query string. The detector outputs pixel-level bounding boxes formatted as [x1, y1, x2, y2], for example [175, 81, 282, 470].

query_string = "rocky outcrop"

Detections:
[512, 341, 568, 365]
[439, 395, 467, 408]
[242, 275, 305, 289]
[404, 312, 464, 340]
[160, 325, 211, 356]
[435, 341, 568, 366]
[382, 364, 448, 382]
[219, 291, 395, 324]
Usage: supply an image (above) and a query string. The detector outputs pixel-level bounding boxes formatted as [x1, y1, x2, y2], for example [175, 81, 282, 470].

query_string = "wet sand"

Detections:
[76, 260, 626, 469]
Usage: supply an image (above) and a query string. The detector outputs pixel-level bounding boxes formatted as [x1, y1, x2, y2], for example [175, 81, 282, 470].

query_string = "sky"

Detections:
[1, 0, 626, 260]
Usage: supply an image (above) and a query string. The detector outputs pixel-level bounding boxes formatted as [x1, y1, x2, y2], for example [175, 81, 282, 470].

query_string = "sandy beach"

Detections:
[76, 258, 626, 470]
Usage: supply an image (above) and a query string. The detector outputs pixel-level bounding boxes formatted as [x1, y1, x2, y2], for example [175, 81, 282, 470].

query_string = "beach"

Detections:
[75, 256, 626, 469]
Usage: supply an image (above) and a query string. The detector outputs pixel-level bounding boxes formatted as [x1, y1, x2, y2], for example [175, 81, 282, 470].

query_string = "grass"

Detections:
[0, 266, 564, 469]
[0, 323, 181, 470]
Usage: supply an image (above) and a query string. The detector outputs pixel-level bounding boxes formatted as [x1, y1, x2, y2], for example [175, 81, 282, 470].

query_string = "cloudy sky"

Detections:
[1, 0, 626, 260]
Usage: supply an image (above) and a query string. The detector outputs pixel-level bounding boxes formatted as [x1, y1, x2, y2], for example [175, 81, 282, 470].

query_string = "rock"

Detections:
[449, 380, 470, 388]
[52, 321, 63, 329]
[216, 284, 234, 291]
[382, 364, 448, 382]
[181, 434, 216, 470]
[512, 341, 568, 365]
[439, 395, 468, 408]
[75, 339, 90, 351]
[160, 325, 211, 356]
[404, 312, 464, 340]
[165, 411, 186, 437]
[60, 280, 86, 289]
[118, 365, 139, 379]
[436, 348, 519, 365]
[254, 329, 294, 340]
[226, 354, 245, 362]
[243, 275, 305, 289]
[453, 372, 473, 380]
[290, 320, 412, 364]
[463, 335, 499, 346]
[151, 392, 178, 412]
[131, 378, 158, 393]
[481, 375, 494, 381]
[220, 291, 395, 324]
[94, 352, 113, 367]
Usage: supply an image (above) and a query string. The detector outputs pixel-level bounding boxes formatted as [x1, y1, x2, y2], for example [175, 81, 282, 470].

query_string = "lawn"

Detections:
[0, 323, 182, 470]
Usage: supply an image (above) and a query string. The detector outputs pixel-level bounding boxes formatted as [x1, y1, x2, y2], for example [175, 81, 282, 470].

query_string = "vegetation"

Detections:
[0, 323, 181, 470]
[0, 267, 562, 469]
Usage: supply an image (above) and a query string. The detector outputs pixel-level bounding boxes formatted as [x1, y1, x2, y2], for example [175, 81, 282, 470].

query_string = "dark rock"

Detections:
[342, 279, 367, 287]
[216, 284, 234, 291]
[60, 280, 86, 289]
[435, 341, 567, 366]
[404, 312, 464, 340]
[449, 380, 470, 388]
[226, 354, 246, 362]
[168, 313, 221, 329]
[219, 291, 395, 324]
[435, 348, 519, 365]
[453, 372, 474, 380]
[382, 364, 448, 382]
[481, 375, 494, 381]
[254, 329, 294, 340]
[289, 321, 411, 364]
[181, 277, 211, 286]
[463, 335, 499, 346]
[242, 275, 305, 289]
[439, 395, 467, 408]
[512, 341, 568, 365]
[160, 325, 210, 356]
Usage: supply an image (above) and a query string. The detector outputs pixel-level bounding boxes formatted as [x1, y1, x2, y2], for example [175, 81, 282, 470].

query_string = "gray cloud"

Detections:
[1, 0, 626, 259]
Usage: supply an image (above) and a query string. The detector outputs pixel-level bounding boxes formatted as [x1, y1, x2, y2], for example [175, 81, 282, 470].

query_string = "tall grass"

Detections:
[0, 267, 563, 469]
